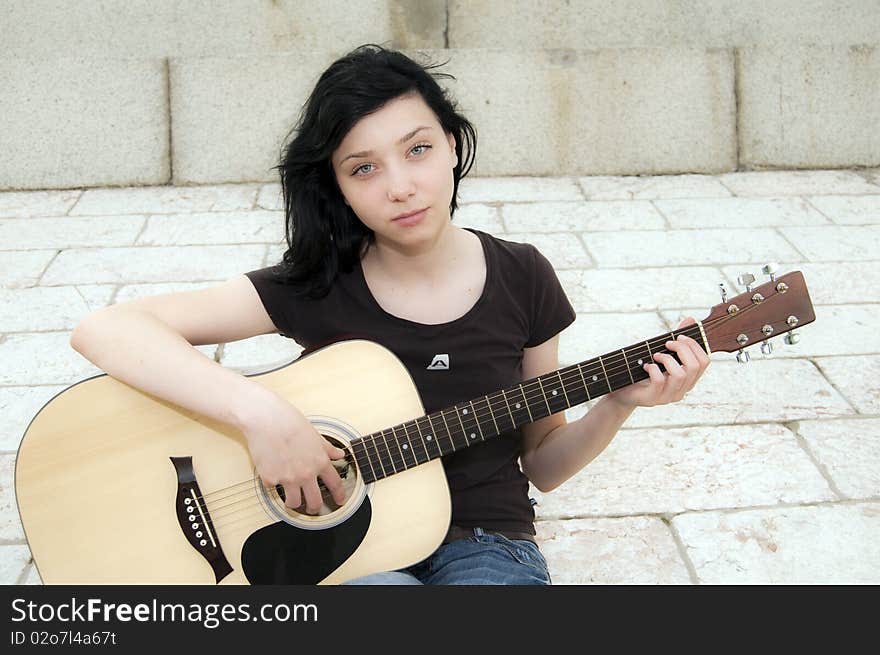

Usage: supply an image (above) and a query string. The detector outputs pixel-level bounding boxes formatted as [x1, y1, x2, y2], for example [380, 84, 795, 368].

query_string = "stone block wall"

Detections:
[1, 0, 877, 189]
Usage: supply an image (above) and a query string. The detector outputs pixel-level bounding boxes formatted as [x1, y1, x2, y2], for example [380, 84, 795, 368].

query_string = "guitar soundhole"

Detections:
[261, 433, 366, 528]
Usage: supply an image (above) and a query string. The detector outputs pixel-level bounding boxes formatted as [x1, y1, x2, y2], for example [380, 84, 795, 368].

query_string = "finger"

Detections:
[282, 483, 302, 510]
[654, 351, 685, 378]
[671, 336, 699, 369]
[656, 350, 687, 399]
[643, 361, 666, 386]
[677, 316, 696, 328]
[323, 438, 346, 460]
[301, 479, 323, 515]
[320, 462, 347, 506]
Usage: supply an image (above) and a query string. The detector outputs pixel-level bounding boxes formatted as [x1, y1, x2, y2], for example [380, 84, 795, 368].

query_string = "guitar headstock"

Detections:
[701, 270, 815, 355]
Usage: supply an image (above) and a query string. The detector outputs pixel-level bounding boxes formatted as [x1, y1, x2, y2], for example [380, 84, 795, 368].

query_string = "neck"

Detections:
[365, 220, 462, 281]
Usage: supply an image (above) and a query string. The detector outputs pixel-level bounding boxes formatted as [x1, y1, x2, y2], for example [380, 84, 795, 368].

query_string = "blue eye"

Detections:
[350, 143, 432, 177]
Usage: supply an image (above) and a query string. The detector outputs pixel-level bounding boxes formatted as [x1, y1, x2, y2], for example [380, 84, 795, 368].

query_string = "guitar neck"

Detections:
[350, 323, 708, 484]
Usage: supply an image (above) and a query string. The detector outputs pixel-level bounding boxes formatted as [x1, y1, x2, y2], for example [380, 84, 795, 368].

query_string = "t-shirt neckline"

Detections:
[354, 227, 493, 329]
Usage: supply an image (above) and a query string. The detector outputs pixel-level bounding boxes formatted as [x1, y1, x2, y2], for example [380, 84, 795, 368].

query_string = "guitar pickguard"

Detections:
[241, 498, 372, 584]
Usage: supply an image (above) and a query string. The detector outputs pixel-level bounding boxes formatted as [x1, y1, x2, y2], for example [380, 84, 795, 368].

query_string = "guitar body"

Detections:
[15, 340, 451, 584]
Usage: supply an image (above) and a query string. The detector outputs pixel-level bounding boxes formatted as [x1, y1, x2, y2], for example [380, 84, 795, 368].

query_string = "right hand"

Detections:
[239, 392, 348, 514]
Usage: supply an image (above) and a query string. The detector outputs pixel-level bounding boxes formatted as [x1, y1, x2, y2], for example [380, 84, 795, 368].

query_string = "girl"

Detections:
[70, 44, 709, 585]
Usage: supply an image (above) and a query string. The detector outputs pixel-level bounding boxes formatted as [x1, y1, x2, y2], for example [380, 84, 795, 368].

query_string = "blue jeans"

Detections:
[341, 527, 551, 585]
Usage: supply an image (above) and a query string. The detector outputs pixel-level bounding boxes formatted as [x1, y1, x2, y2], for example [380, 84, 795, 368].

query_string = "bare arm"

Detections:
[69, 275, 347, 512]
[520, 319, 710, 492]
[70, 275, 281, 428]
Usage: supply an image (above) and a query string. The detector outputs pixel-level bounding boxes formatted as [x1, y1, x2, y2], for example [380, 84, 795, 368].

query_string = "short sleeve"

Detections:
[243, 265, 293, 337]
[524, 246, 576, 348]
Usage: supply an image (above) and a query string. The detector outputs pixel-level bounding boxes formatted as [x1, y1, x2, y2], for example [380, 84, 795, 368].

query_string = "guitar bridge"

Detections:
[170, 456, 233, 583]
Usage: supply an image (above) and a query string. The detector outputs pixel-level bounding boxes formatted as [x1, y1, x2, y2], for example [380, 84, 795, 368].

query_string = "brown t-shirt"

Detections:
[244, 228, 576, 534]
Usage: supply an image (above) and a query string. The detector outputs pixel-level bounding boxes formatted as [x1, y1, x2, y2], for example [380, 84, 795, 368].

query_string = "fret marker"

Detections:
[638, 358, 643, 365]
[462, 409, 468, 415]
[516, 403, 521, 409]
[402, 444, 408, 450]
[470, 433, 476, 439]
[552, 390, 558, 396]
[592, 375, 598, 381]
[426, 435, 433, 441]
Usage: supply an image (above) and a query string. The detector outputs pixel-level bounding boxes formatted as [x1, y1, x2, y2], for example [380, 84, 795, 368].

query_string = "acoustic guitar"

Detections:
[15, 269, 815, 584]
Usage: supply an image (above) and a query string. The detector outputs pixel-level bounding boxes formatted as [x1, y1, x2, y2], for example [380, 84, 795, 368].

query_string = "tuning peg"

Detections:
[762, 262, 779, 282]
[737, 272, 756, 292]
[761, 341, 774, 357]
[784, 331, 801, 345]
[736, 349, 750, 364]
[719, 282, 728, 303]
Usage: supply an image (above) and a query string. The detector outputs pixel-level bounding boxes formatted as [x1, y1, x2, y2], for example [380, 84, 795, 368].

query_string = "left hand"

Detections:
[606, 317, 710, 408]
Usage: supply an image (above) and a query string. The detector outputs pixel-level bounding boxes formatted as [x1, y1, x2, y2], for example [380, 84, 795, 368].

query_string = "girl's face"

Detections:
[331, 92, 458, 249]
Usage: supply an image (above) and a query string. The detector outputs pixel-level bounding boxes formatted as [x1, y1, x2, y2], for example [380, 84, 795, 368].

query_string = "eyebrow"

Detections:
[338, 126, 433, 165]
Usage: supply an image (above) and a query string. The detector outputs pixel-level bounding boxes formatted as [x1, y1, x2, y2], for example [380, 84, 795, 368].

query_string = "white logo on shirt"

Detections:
[427, 354, 450, 371]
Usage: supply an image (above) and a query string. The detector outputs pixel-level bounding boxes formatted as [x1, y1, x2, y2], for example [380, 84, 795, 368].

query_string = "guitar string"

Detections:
[198, 312, 742, 514]
[201, 323, 709, 510]
[198, 304, 774, 521]
[200, 305, 783, 530]
[199, 323, 704, 512]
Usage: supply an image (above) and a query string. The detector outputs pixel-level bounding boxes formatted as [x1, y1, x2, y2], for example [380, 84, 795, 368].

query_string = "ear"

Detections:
[446, 131, 458, 167]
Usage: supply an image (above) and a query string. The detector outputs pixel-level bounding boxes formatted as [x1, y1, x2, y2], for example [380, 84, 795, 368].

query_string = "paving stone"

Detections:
[41, 245, 265, 285]
[0, 251, 57, 289]
[578, 174, 733, 200]
[137, 211, 284, 246]
[558, 266, 731, 313]
[661, 304, 880, 358]
[655, 197, 829, 229]
[0, 545, 31, 584]
[780, 225, 880, 261]
[559, 312, 668, 367]
[584, 229, 801, 267]
[806, 195, 880, 225]
[719, 170, 880, 197]
[70, 184, 259, 216]
[795, 418, 880, 499]
[506, 232, 593, 270]
[813, 356, 880, 414]
[72, 285, 116, 313]
[256, 184, 283, 211]
[266, 244, 284, 266]
[0, 189, 81, 219]
[0, 334, 100, 386]
[23, 563, 42, 585]
[721, 261, 880, 306]
[0, 215, 145, 250]
[503, 201, 666, 232]
[458, 177, 583, 203]
[0, 453, 24, 541]
[530, 424, 835, 517]
[0, 386, 68, 452]
[535, 517, 691, 584]
[0, 286, 98, 332]
[453, 204, 505, 234]
[673, 502, 880, 583]
[563, 359, 854, 428]
[219, 334, 304, 374]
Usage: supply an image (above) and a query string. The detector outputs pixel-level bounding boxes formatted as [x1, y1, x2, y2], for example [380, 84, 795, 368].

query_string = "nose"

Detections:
[385, 163, 415, 202]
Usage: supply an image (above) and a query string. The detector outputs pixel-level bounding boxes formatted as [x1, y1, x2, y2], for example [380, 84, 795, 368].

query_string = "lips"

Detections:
[393, 207, 428, 221]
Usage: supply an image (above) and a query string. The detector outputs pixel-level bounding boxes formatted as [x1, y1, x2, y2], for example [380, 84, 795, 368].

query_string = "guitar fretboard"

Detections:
[349, 324, 707, 484]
